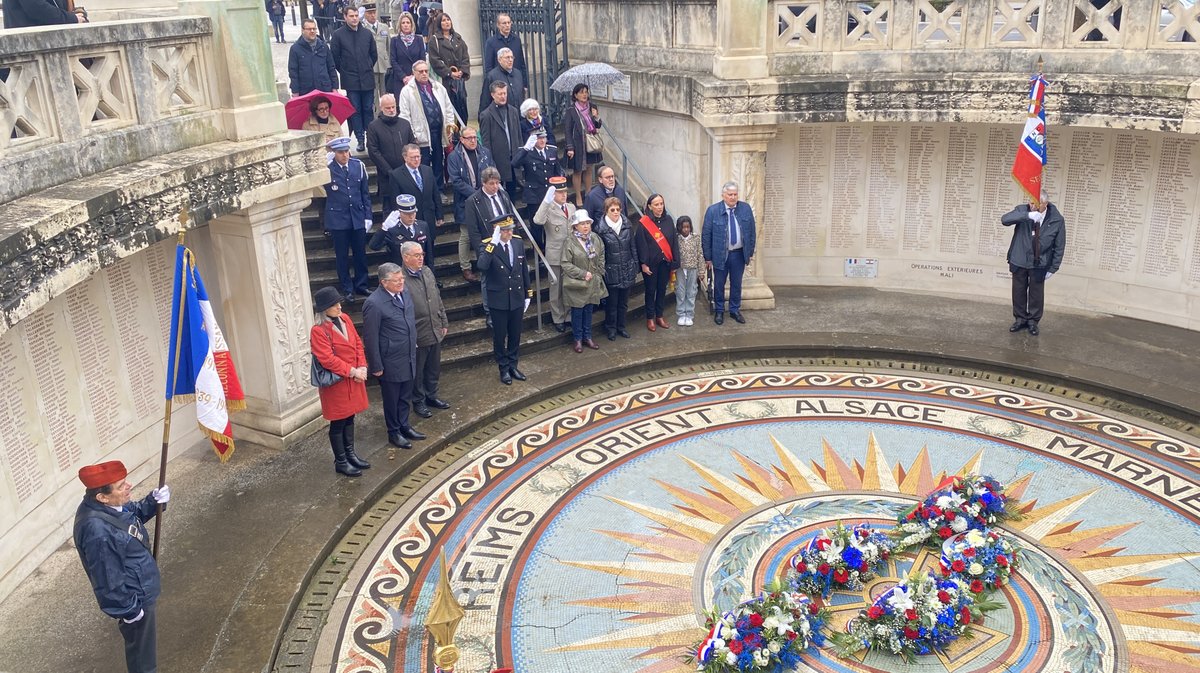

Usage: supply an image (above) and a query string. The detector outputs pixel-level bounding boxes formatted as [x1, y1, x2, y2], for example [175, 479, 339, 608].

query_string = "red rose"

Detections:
[834, 568, 850, 583]
[904, 608, 918, 622]
[940, 564, 951, 576]
[906, 511, 916, 521]
[818, 563, 831, 575]
[938, 526, 954, 539]
[961, 607, 971, 624]
[729, 639, 743, 654]
[962, 547, 976, 558]
[997, 555, 1008, 567]
[970, 580, 985, 594]
[749, 613, 764, 628]
[904, 626, 920, 639]
[951, 559, 966, 572]
[795, 561, 808, 573]
[882, 549, 890, 559]
[787, 630, 798, 641]
[867, 605, 884, 619]
[808, 602, 820, 615]
[930, 505, 943, 516]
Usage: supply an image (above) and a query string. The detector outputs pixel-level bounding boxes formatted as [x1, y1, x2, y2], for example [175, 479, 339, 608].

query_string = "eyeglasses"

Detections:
[414, 68, 429, 74]
[461, 135, 477, 141]
[316, 105, 330, 111]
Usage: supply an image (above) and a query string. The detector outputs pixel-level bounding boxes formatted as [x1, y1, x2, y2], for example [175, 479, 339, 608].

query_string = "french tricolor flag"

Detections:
[166, 244, 246, 461]
[1012, 73, 1049, 203]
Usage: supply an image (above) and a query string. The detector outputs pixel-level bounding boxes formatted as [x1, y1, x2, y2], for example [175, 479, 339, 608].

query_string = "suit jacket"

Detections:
[702, 200, 756, 270]
[464, 188, 516, 252]
[1001, 203, 1066, 272]
[391, 163, 442, 227]
[477, 236, 532, 311]
[362, 286, 417, 383]
[477, 103, 522, 183]
[478, 65, 526, 118]
[583, 183, 629, 222]
[369, 218, 435, 266]
[512, 145, 562, 205]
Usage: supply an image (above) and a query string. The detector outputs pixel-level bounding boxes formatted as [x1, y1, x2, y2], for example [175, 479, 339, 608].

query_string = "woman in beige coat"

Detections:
[559, 209, 607, 353]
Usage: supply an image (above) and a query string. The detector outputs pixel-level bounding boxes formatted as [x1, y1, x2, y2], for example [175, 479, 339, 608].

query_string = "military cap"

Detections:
[395, 194, 418, 212]
[78, 460, 127, 489]
[548, 175, 568, 191]
[489, 214, 515, 229]
[327, 136, 352, 151]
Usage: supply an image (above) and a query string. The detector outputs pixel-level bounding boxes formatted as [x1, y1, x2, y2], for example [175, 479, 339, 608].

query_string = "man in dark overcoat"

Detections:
[478, 81, 523, 198]
[330, 4, 378, 151]
[362, 262, 425, 449]
[390, 144, 443, 241]
[365, 93, 415, 214]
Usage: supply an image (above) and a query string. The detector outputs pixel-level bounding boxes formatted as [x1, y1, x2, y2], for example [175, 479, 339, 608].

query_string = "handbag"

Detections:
[562, 274, 588, 290]
[310, 323, 344, 388]
[585, 130, 603, 154]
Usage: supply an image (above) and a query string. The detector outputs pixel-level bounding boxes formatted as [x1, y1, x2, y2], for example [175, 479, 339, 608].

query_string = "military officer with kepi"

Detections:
[477, 214, 533, 385]
[74, 460, 171, 673]
[325, 136, 373, 298]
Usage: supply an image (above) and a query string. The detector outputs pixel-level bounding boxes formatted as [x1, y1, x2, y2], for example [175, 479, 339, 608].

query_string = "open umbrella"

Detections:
[550, 62, 625, 94]
[285, 90, 356, 130]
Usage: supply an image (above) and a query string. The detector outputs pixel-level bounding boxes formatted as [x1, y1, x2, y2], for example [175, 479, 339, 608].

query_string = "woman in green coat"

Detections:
[560, 209, 607, 353]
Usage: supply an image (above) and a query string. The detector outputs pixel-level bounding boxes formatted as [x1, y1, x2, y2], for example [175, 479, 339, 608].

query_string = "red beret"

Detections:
[78, 460, 127, 489]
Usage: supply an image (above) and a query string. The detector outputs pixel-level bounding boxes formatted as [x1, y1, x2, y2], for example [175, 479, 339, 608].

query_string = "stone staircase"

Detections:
[301, 160, 650, 372]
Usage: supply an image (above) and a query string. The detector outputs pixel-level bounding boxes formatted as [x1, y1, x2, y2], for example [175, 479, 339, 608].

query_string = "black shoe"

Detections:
[426, 397, 450, 410]
[617, 329, 631, 339]
[715, 312, 725, 325]
[388, 433, 412, 449]
[355, 288, 371, 297]
[730, 311, 746, 324]
[1028, 322, 1040, 336]
[356, 143, 366, 153]
[400, 426, 426, 440]
[335, 460, 362, 477]
[486, 314, 494, 329]
[606, 330, 617, 341]
[509, 367, 527, 382]
[1009, 320, 1027, 333]
[554, 322, 568, 333]
[500, 370, 513, 385]
[344, 448, 371, 470]
[413, 404, 433, 418]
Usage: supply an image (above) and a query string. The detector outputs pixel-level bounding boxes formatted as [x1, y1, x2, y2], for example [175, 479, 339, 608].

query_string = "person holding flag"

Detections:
[1003, 70, 1066, 336]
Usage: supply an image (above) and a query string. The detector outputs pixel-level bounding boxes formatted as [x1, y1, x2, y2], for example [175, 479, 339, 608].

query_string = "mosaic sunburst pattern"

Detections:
[327, 370, 1200, 673]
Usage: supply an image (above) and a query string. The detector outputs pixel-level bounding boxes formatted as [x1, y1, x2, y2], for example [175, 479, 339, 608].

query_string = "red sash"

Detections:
[639, 215, 674, 263]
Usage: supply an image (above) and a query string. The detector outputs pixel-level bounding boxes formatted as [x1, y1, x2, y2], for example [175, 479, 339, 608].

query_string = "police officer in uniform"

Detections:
[477, 214, 532, 385]
[370, 193, 435, 267]
[325, 136, 374, 298]
[74, 460, 171, 673]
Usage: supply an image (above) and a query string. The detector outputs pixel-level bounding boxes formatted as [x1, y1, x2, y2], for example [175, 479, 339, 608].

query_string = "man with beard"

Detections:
[366, 94, 415, 215]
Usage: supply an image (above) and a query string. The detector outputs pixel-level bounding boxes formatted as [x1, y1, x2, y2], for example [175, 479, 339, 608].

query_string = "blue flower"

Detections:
[842, 546, 864, 569]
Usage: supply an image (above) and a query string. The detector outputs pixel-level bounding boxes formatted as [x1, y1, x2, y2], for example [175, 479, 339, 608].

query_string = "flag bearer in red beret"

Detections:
[74, 461, 170, 673]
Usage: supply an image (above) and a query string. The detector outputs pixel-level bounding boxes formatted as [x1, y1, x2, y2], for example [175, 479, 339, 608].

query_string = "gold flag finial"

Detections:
[178, 206, 190, 243]
[1036, 56, 1044, 74]
[425, 552, 465, 672]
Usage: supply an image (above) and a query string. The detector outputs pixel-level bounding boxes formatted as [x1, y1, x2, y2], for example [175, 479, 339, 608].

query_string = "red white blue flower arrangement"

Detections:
[939, 529, 1019, 595]
[787, 523, 894, 597]
[691, 579, 829, 673]
[892, 474, 1022, 549]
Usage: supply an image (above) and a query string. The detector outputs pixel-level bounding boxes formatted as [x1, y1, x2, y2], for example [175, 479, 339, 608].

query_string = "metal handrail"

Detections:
[598, 125, 660, 214]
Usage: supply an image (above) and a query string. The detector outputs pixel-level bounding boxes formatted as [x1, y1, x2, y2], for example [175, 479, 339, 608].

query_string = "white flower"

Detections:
[969, 562, 984, 576]
[951, 516, 968, 532]
[725, 652, 738, 666]
[936, 495, 953, 508]
[965, 529, 986, 546]
[768, 640, 781, 653]
[713, 638, 725, 650]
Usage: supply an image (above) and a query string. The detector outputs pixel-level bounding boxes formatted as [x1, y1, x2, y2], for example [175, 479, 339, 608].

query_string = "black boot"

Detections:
[330, 427, 361, 477]
[343, 421, 370, 469]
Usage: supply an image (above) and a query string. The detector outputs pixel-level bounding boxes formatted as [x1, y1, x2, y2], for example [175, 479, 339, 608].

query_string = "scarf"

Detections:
[400, 31, 416, 47]
[575, 100, 595, 133]
[574, 230, 596, 258]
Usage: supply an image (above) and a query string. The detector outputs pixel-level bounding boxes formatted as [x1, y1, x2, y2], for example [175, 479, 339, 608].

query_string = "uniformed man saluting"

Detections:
[477, 214, 533, 385]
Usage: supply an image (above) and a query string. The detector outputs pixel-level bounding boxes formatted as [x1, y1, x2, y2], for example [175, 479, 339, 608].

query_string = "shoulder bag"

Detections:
[310, 323, 344, 388]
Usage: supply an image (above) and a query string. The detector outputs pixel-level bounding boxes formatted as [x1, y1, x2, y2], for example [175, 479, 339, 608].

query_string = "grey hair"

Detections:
[412, 59, 428, 71]
[403, 143, 421, 156]
[1039, 189, 1049, 202]
[400, 241, 423, 256]
[378, 93, 396, 106]
[377, 262, 403, 281]
[498, 47, 513, 58]
[721, 181, 739, 194]
[481, 166, 502, 183]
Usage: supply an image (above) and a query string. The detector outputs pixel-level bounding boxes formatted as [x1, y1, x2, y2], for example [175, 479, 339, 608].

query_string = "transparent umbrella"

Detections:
[550, 62, 625, 94]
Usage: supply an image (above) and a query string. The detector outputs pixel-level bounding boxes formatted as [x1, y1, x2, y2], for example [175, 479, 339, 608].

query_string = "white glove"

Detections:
[365, 218, 373, 229]
[1028, 209, 1045, 225]
[382, 210, 401, 231]
[491, 225, 501, 243]
[543, 186, 557, 205]
[523, 298, 531, 313]
[152, 485, 170, 504]
[1044, 271, 1054, 281]
[523, 134, 538, 151]
[122, 609, 145, 624]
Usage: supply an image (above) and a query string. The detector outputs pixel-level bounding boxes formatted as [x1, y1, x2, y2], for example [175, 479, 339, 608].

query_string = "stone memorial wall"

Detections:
[0, 237, 206, 600]
[761, 122, 1200, 329]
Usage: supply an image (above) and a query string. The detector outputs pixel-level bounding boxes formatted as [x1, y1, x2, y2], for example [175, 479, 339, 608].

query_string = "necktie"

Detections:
[413, 168, 423, 190]
[728, 208, 739, 248]
[1032, 220, 1041, 266]
[392, 293, 404, 309]
[491, 194, 503, 217]
[539, 149, 546, 161]
[501, 243, 510, 265]
[562, 205, 569, 218]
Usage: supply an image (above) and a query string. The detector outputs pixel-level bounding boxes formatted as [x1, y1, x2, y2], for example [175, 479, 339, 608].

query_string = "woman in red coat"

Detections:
[310, 287, 371, 476]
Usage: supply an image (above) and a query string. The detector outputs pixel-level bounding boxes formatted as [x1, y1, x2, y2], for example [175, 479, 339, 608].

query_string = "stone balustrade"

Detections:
[0, 18, 226, 206]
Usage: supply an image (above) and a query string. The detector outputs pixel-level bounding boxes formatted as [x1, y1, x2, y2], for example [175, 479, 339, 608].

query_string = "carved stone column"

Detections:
[715, 0, 769, 79]
[708, 125, 779, 310]
[208, 192, 323, 450]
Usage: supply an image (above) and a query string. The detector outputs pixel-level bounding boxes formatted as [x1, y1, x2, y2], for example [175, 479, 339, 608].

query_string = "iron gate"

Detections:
[478, 0, 569, 126]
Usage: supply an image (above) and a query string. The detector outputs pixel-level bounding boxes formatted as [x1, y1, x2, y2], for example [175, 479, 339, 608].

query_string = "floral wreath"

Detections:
[939, 529, 1019, 595]
[892, 474, 1022, 550]
[691, 579, 829, 673]
[787, 522, 894, 598]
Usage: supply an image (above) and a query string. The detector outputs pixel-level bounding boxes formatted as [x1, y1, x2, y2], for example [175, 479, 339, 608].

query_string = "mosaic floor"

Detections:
[324, 368, 1200, 673]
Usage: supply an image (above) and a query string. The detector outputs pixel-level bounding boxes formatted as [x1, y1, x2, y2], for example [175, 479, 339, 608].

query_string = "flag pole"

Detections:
[153, 217, 190, 558]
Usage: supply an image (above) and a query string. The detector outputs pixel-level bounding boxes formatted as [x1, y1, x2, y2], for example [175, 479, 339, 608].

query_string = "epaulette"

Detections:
[484, 243, 494, 253]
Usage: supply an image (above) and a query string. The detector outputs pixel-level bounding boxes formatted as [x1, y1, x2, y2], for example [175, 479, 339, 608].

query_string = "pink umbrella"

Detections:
[285, 90, 356, 130]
